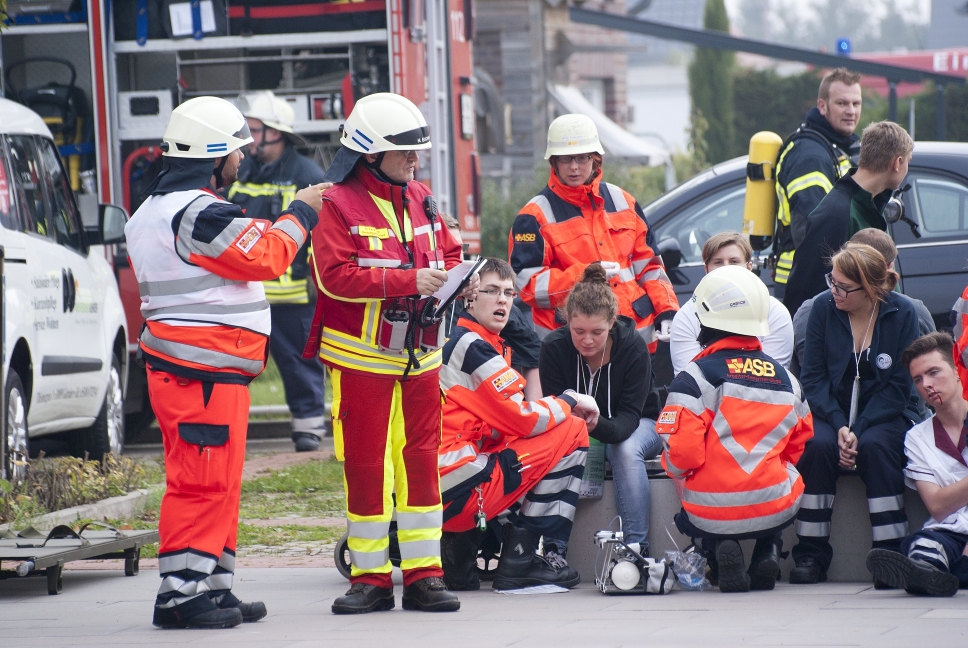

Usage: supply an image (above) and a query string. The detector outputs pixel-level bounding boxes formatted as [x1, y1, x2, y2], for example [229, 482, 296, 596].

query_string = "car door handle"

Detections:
[67, 268, 76, 312]
[62, 268, 69, 313]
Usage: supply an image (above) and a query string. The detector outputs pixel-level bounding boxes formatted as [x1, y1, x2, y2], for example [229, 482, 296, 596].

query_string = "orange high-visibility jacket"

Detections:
[126, 187, 314, 382]
[437, 315, 581, 493]
[508, 168, 678, 350]
[657, 336, 814, 535]
[305, 165, 463, 378]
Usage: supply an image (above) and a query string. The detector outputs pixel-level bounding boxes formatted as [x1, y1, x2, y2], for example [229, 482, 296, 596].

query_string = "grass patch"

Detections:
[238, 522, 343, 547]
[248, 356, 333, 410]
[240, 458, 345, 519]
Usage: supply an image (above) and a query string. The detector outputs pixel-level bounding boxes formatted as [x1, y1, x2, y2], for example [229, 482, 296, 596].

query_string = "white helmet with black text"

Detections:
[161, 96, 253, 159]
[692, 265, 770, 337]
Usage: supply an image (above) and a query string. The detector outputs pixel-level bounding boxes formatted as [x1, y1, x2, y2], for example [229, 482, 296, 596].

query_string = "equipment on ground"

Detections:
[594, 518, 674, 595]
[742, 131, 783, 251]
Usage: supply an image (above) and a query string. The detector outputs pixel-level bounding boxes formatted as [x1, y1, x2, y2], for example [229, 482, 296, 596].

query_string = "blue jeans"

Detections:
[605, 418, 662, 550]
[269, 302, 328, 437]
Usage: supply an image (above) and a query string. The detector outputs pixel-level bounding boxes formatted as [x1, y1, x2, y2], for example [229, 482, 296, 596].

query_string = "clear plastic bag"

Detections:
[664, 544, 713, 591]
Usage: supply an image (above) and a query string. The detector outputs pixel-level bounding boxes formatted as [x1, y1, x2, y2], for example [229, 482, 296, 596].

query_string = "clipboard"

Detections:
[431, 258, 486, 319]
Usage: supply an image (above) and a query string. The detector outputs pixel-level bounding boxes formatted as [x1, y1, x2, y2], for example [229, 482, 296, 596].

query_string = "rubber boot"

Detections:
[492, 525, 580, 591]
[441, 528, 484, 591]
[715, 540, 751, 593]
[748, 536, 781, 591]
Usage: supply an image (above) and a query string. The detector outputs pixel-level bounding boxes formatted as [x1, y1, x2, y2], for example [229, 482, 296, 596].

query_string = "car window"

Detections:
[651, 184, 747, 263]
[37, 136, 84, 252]
[0, 139, 18, 231]
[897, 172, 968, 244]
[6, 135, 50, 236]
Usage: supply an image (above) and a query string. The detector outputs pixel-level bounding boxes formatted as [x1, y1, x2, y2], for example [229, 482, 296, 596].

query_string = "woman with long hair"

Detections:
[539, 263, 662, 555]
[790, 242, 922, 585]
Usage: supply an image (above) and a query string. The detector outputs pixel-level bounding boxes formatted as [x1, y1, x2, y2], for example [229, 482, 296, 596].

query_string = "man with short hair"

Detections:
[783, 120, 914, 315]
[866, 332, 968, 596]
[791, 228, 935, 374]
[228, 91, 329, 452]
[437, 258, 594, 592]
[773, 67, 862, 298]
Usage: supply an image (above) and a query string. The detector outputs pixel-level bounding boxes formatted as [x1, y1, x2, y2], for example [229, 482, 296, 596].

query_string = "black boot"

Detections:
[748, 537, 781, 591]
[402, 576, 461, 611]
[152, 600, 243, 629]
[292, 432, 320, 452]
[331, 582, 395, 614]
[716, 540, 750, 593]
[866, 549, 959, 597]
[492, 525, 580, 591]
[441, 529, 483, 591]
[214, 591, 267, 623]
[789, 556, 827, 584]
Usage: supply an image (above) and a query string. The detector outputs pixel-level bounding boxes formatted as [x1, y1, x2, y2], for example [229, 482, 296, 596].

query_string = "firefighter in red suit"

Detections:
[306, 93, 472, 614]
[125, 97, 325, 629]
[125, 97, 324, 628]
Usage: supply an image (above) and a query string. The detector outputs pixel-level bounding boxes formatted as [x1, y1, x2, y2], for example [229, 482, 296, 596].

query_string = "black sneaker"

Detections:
[293, 432, 321, 452]
[215, 592, 267, 623]
[402, 576, 461, 612]
[332, 582, 395, 614]
[789, 556, 827, 584]
[152, 606, 242, 629]
[866, 549, 959, 597]
[716, 540, 750, 593]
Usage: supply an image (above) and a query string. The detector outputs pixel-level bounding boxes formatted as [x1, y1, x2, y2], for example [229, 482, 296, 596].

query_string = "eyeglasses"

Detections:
[825, 273, 865, 297]
[478, 288, 517, 299]
[557, 154, 592, 165]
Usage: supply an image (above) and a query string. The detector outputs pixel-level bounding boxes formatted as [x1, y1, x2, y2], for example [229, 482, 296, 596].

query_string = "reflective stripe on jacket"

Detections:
[126, 188, 312, 381]
[657, 336, 813, 535]
[508, 168, 678, 351]
[438, 315, 578, 493]
[307, 165, 463, 378]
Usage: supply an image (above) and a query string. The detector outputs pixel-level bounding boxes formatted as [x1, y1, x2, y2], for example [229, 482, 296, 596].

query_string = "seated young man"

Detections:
[437, 258, 597, 592]
[867, 332, 968, 596]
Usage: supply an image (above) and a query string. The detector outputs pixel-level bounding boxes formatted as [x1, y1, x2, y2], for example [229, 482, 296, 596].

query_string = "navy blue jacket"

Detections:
[800, 291, 920, 435]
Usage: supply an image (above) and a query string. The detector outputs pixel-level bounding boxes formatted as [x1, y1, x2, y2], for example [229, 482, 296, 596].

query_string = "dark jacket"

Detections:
[227, 145, 325, 281]
[782, 170, 891, 315]
[539, 315, 655, 445]
[775, 106, 860, 255]
[800, 291, 921, 435]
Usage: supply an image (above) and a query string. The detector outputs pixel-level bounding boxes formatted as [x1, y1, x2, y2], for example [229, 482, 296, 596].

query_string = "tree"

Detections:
[689, 0, 735, 165]
[732, 69, 821, 157]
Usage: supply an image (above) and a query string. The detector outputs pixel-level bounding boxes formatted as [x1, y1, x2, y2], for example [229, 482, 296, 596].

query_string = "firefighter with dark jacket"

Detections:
[125, 97, 325, 629]
[227, 91, 329, 452]
[782, 121, 913, 317]
[773, 68, 861, 298]
[305, 92, 473, 614]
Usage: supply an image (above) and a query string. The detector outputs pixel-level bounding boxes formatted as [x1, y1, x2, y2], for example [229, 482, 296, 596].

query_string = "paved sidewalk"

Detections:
[1, 566, 965, 647]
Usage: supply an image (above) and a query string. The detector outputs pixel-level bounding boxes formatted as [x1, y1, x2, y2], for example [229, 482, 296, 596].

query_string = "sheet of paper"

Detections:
[168, 1, 217, 37]
[431, 258, 484, 306]
[494, 584, 569, 595]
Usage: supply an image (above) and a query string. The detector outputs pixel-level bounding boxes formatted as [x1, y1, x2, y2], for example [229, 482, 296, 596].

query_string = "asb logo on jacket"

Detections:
[726, 357, 776, 378]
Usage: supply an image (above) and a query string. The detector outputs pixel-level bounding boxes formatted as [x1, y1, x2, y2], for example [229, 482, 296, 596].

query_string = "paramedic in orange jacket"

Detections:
[951, 286, 968, 393]
[657, 266, 814, 593]
[307, 93, 469, 614]
[125, 97, 325, 629]
[437, 258, 596, 592]
[508, 114, 678, 350]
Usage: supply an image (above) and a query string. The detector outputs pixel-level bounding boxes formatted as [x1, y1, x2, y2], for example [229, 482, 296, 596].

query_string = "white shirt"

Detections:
[670, 296, 794, 375]
[903, 415, 968, 536]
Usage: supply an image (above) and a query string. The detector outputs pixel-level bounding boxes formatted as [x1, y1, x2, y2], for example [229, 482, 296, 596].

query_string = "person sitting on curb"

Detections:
[437, 258, 596, 592]
[867, 332, 968, 596]
[657, 266, 814, 593]
[670, 231, 793, 376]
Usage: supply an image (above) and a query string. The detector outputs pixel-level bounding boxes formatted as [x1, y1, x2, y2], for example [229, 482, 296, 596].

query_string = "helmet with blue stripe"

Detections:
[161, 96, 253, 159]
[339, 93, 431, 154]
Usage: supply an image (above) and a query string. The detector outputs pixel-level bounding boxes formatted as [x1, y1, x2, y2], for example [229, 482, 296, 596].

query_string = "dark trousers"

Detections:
[674, 509, 788, 573]
[793, 417, 909, 571]
[902, 528, 968, 588]
[269, 302, 327, 436]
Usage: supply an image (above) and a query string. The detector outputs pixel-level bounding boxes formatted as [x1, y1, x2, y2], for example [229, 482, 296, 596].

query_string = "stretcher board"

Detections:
[0, 527, 158, 595]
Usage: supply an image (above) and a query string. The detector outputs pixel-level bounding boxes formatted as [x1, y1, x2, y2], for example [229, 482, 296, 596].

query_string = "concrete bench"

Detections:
[568, 460, 930, 583]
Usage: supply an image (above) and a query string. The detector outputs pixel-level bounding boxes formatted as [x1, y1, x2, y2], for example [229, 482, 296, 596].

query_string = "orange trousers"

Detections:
[148, 366, 247, 614]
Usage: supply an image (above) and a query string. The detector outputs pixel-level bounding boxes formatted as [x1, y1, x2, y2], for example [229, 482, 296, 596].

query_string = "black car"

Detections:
[643, 141, 968, 386]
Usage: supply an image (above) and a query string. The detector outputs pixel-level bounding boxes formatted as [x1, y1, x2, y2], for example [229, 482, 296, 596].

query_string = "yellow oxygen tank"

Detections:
[742, 131, 783, 251]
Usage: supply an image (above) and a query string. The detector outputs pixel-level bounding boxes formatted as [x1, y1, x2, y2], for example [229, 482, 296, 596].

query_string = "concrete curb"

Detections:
[0, 488, 153, 534]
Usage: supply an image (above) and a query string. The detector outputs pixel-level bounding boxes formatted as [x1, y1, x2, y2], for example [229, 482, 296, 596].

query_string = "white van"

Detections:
[0, 98, 128, 482]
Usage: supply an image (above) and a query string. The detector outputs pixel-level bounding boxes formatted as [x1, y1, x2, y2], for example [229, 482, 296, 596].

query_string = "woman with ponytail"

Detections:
[539, 263, 662, 555]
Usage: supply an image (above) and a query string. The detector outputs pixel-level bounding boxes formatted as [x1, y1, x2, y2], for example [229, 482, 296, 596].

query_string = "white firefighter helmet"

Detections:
[691, 265, 770, 337]
[162, 96, 253, 159]
[544, 113, 604, 160]
[236, 91, 307, 146]
[339, 92, 431, 154]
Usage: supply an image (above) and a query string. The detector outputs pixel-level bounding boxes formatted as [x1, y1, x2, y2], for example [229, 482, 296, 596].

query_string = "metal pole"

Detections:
[937, 83, 947, 141]
[0, 245, 5, 481]
[888, 81, 898, 123]
[909, 98, 916, 140]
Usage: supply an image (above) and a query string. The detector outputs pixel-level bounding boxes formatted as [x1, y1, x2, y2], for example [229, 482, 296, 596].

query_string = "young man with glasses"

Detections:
[508, 113, 678, 352]
[437, 258, 599, 592]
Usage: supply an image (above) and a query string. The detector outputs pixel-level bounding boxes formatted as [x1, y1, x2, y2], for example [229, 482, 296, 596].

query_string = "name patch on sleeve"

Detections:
[491, 369, 518, 392]
[236, 225, 263, 254]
